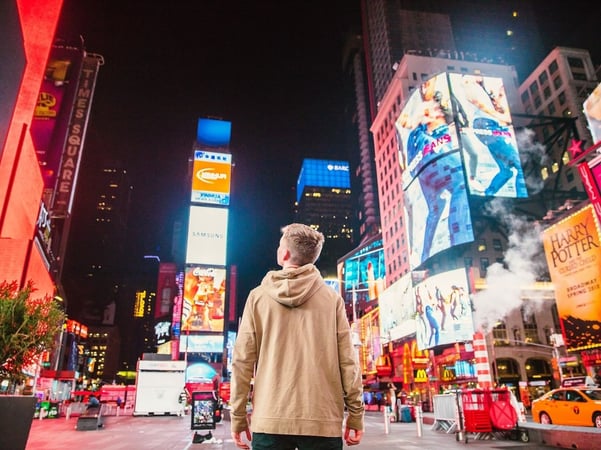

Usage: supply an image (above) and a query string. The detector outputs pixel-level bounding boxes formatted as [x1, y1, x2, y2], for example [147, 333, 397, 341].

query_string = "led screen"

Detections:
[186, 206, 228, 266]
[181, 265, 226, 332]
[379, 273, 415, 342]
[413, 268, 474, 350]
[448, 73, 527, 198]
[196, 118, 231, 147]
[191, 150, 232, 205]
[179, 334, 224, 353]
[341, 237, 385, 317]
[296, 158, 350, 203]
[583, 82, 601, 145]
[396, 73, 473, 268]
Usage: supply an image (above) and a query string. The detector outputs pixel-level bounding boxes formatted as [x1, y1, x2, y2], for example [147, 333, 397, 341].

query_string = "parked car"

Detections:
[531, 387, 601, 428]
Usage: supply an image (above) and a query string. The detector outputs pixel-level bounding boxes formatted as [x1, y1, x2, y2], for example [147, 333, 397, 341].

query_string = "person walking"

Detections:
[230, 223, 364, 449]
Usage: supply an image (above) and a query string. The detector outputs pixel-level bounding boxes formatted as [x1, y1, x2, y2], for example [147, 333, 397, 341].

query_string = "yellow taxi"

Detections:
[531, 387, 601, 428]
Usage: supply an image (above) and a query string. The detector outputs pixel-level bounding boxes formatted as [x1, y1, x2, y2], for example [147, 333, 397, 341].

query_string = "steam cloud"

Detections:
[472, 198, 548, 332]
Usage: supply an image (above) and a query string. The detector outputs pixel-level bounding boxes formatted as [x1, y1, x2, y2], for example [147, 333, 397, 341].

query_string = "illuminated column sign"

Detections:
[52, 55, 102, 217]
[190, 150, 232, 205]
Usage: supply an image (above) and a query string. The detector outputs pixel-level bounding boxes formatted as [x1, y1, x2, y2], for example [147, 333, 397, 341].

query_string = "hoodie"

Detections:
[230, 264, 364, 437]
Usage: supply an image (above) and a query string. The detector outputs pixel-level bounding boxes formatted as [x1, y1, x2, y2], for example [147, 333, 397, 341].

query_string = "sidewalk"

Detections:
[25, 410, 557, 450]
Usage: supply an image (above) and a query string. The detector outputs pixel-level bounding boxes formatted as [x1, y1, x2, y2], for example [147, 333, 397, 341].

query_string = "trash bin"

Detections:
[400, 405, 412, 423]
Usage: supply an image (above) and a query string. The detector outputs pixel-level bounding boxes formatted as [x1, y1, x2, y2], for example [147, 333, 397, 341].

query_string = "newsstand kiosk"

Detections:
[191, 390, 219, 444]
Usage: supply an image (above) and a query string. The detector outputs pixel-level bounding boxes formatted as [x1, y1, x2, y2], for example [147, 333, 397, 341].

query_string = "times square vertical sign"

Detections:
[51, 55, 102, 217]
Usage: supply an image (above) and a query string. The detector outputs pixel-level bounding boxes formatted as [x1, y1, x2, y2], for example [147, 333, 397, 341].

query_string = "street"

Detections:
[25, 410, 561, 450]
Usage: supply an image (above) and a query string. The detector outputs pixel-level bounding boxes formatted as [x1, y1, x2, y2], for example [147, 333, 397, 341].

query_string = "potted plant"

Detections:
[0, 280, 65, 449]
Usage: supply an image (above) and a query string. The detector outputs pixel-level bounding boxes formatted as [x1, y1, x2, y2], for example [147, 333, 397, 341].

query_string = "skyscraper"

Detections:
[294, 158, 354, 277]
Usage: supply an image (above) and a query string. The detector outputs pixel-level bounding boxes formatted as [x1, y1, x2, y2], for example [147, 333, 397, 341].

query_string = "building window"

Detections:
[492, 239, 502, 251]
[558, 91, 566, 105]
[529, 81, 538, 95]
[548, 102, 556, 115]
[480, 257, 489, 276]
[521, 305, 540, 344]
[521, 91, 529, 103]
[567, 56, 584, 68]
[478, 239, 487, 251]
[553, 76, 562, 90]
[534, 96, 542, 108]
[538, 71, 548, 85]
[493, 321, 509, 345]
[543, 86, 551, 100]
[464, 257, 473, 268]
[549, 60, 558, 74]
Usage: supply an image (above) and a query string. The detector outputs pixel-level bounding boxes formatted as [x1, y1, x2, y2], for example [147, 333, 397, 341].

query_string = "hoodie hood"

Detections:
[260, 263, 323, 308]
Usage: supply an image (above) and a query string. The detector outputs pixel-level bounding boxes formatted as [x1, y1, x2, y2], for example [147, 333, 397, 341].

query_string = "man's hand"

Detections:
[344, 426, 363, 446]
[231, 429, 252, 449]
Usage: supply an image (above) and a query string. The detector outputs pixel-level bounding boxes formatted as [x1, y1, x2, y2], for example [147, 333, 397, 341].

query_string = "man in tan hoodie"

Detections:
[230, 223, 364, 449]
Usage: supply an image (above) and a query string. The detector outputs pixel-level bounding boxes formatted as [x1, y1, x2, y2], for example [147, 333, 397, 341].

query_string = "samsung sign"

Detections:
[185, 206, 228, 266]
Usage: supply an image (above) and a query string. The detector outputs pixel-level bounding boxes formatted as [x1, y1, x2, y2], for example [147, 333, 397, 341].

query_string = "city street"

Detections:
[25, 411, 560, 450]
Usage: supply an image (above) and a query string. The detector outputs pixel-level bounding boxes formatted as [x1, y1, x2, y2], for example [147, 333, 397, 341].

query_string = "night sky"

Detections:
[54, 1, 599, 307]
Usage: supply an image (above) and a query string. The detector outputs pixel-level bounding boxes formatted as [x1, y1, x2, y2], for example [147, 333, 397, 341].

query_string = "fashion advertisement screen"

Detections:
[402, 152, 473, 268]
[583, 82, 601, 145]
[448, 73, 528, 198]
[378, 272, 415, 342]
[413, 268, 474, 351]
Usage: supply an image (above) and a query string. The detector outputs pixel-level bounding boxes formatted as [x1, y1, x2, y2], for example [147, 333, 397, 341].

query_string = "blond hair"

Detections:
[281, 223, 324, 265]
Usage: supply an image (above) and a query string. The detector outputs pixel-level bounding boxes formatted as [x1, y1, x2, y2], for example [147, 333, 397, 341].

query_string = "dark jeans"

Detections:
[252, 432, 343, 450]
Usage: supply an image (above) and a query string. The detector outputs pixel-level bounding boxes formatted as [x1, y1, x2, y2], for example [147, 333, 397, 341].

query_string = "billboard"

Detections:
[448, 73, 527, 198]
[395, 73, 473, 267]
[583, 82, 601, 145]
[577, 154, 601, 220]
[340, 236, 385, 317]
[541, 205, 601, 352]
[51, 54, 103, 217]
[155, 262, 177, 319]
[379, 272, 415, 342]
[196, 118, 231, 147]
[186, 205, 228, 266]
[413, 268, 474, 350]
[181, 265, 226, 332]
[296, 158, 350, 203]
[179, 333, 224, 353]
[191, 150, 232, 205]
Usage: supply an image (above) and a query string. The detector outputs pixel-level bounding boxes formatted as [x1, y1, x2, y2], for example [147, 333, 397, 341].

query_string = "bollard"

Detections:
[384, 406, 389, 434]
[415, 404, 423, 437]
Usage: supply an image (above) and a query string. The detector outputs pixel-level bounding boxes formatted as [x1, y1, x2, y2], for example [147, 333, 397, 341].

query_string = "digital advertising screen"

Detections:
[379, 272, 415, 342]
[395, 73, 473, 268]
[191, 150, 232, 206]
[402, 152, 473, 268]
[583, 82, 601, 145]
[181, 265, 226, 332]
[186, 205, 228, 266]
[448, 73, 528, 198]
[179, 333, 224, 354]
[296, 158, 350, 203]
[341, 237, 385, 317]
[155, 262, 176, 319]
[413, 268, 474, 351]
[396, 72, 460, 190]
[196, 118, 231, 148]
[541, 205, 601, 352]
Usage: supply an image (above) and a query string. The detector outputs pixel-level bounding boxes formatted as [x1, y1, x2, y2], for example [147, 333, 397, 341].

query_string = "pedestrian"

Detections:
[230, 223, 364, 449]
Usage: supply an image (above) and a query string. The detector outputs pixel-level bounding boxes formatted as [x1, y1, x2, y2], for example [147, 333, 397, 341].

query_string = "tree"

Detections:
[0, 280, 65, 392]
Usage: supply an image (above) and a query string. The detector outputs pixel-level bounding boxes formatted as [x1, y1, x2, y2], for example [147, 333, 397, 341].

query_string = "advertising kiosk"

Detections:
[133, 360, 187, 416]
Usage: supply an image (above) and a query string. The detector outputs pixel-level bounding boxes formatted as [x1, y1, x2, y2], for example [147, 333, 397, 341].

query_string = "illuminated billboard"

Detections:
[340, 236, 385, 317]
[179, 333, 224, 353]
[448, 73, 527, 198]
[583, 82, 601, 145]
[541, 205, 601, 352]
[185, 205, 228, 266]
[413, 268, 473, 351]
[197, 118, 231, 147]
[191, 150, 232, 205]
[155, 262, 176, 319]
[296, 158, 350, 203]
[379, 273, 415, 342]
[181, 265, 226, 332]
[395, 73, 473, 267]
